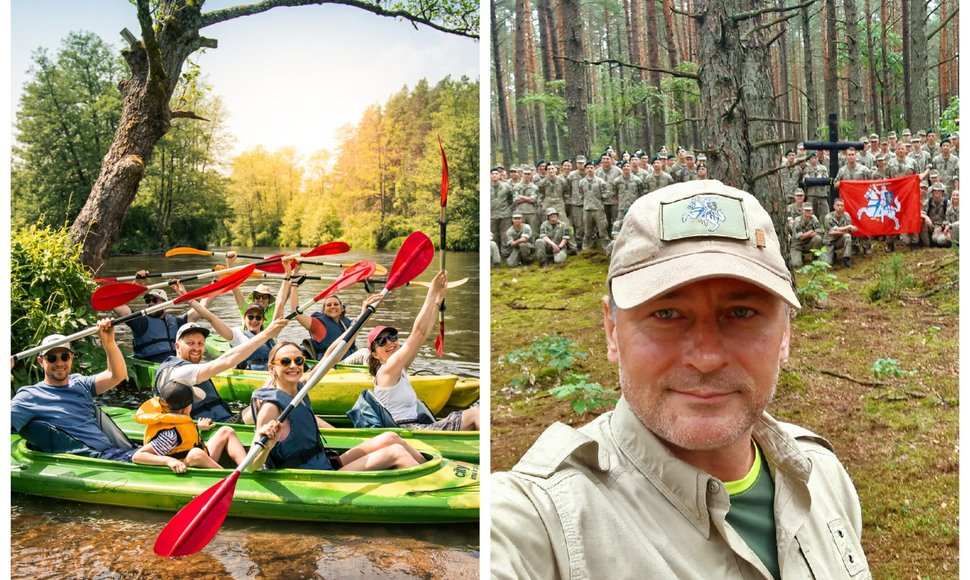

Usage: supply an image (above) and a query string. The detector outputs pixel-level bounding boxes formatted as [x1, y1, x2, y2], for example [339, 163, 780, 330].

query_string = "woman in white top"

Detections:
[368, 270, 479, 431]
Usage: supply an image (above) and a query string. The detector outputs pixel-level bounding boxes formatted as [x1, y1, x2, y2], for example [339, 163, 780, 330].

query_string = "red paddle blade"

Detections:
[435, 320, 444, 357]
[385, 232, 434, 291]
[438, 134, 449, 207]
[91, 282, 148, 310]
[175, 265, 256, 304]
[255, 254, 287, 274]
[93, 277, 117, 284]
[311, 261, 378, 302]
[154, 470, 241, 557]
[302, 241, 350, 258]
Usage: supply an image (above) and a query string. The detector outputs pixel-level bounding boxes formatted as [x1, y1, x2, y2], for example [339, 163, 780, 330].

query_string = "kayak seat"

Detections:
[19, 407, 136, 457]
[347, 389, 436, 429]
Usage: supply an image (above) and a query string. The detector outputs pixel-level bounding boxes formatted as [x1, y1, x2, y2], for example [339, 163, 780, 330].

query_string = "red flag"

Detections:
[840, 174, 922, 237]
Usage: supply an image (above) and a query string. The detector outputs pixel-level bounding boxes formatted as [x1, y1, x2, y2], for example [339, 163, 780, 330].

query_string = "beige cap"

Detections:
[608, 180, 800, 310]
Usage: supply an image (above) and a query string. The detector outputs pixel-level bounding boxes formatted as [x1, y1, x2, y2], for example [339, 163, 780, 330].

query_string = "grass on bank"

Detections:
[490, 245, 958, 578]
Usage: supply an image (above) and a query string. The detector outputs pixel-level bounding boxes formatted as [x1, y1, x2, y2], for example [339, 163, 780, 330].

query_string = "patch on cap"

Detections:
[661, 195, 748, 240]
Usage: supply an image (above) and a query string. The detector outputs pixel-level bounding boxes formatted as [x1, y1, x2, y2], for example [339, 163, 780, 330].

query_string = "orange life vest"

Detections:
[134, 397, 204, 457]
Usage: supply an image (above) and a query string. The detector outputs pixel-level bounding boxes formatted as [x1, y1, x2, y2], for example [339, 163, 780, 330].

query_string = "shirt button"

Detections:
[708, 481, 720, 493]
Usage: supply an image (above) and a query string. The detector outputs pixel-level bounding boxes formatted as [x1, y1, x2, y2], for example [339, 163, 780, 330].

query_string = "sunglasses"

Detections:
[374, 333, 399, 347]
[275, 356, 305, 367]
[253, 294, 271, 301]
[44, 352, 72, 363]
[145, 296, 162, 304]
[246, 314, 264, 321]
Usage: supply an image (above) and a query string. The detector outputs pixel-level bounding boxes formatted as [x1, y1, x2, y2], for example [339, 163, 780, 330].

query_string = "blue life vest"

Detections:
[132, 315, 182, 362]
[250, 386, 333, 470]
[309, 313, 357, 359]
[154, 357, 233, 423]
[237, 330, 274, 371]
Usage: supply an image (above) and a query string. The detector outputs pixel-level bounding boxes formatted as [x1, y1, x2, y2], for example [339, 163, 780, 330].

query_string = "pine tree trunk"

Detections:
[522, 0, 545, 159]
[801, 5, 818, 138]
[537, 0, 561, 160]
[865, 0, 880, 134]
[901, 0, 911, 126]
[823, 0, 838, 127]
[646, 0, 666, 149]
[843, 0, 865, 133]
[880, 0, 891, 131]
[561, 0, 590, 157]
[908, 0, 929, 130]
[514, 0, 531, 162]
[492, 0, 514, 166]
[776, 0, 792, 141]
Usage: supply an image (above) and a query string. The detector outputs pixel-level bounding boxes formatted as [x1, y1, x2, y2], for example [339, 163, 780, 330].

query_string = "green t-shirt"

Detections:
[724, 442, 780, 580]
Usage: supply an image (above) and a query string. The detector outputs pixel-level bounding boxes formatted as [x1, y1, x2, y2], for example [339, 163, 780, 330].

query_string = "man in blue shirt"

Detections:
[12, 319, 133, 461]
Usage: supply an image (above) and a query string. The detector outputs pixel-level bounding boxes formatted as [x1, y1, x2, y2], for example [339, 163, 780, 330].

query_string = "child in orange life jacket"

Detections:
[132, 378, 249, 473]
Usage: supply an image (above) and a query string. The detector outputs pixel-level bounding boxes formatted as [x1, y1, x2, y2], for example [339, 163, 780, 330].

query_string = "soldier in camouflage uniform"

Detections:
[885, 142, 924, 252]
[675, 151, 700, 183]
[505, 213, 534, 267]
[537, 163, 568, 218]
[870, 155, 889, 180]
[614, 162, 642, 218]
[604, 212, 623, 256]
[642, 156, 675, 195]
[909, 138, 931, 174]
[780, 149, 802, 197]
[801, 152, 830, 219]
[834, 148, 870, 185]
[822, 198, 858, 267]
[490, 167, 514, 259]
[566, 155, 587, 244]
[596, 154, 622, 229]
[921, 183, 952, 247]
[790, 203, 824, 267]
[944, 189, 959, 243]
[786, 189, 807, 225]
[512, 166, 541, 234]
[535, 208, 571, 266]
[932, 139, 959, 191]
[924, 129, 941, 160]
[580, 163, 611, 251]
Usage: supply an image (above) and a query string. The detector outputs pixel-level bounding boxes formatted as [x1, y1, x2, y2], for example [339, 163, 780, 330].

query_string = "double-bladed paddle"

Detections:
[13, 266, 256, 362]
[94, 268, 215, 284]
[153, 232, 435, 558]
[164, 245, 385, 275]
[435, 135, 449, 357]
[92, 242, 351, 311]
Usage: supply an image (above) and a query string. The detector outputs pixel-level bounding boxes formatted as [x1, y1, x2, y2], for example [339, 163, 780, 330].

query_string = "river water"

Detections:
[11, 247, 481, 579]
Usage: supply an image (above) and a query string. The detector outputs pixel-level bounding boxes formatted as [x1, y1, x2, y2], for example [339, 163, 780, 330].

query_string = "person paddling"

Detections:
[225, 251, 277, 328]
[251, 341, 428, 471]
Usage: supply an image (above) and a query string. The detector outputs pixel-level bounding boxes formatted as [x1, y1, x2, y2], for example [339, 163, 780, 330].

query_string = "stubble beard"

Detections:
[617, 359, 777, 452]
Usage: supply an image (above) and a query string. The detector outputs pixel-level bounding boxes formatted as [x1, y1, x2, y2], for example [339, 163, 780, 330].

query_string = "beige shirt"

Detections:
[491, 398, 870, 579]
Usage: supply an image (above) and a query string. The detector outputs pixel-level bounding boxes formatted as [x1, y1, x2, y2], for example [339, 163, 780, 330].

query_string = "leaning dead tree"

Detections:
[70, 0, 478, 273]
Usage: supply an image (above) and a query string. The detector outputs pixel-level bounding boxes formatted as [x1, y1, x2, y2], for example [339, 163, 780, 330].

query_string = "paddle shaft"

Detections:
[137, 249, 313, 291]
[97, 268, 215, 283]
[236, 290, 387, 473]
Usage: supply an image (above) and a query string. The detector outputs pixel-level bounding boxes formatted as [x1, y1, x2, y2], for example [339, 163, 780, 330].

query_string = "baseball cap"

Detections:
[245, 303, 266, 316]
[575, 155, 587, 164]
[367, 325, 399, 350]
[39, 334, 73, 356]
[175, 322, 210, 342]
[607, 180, 800, 310]
[511, 212, 523, 219]
[147, 288, 168, 301]
[157, 377, 206, 411]
[546, 207, 559, 216]
[801, 202, 814, 211]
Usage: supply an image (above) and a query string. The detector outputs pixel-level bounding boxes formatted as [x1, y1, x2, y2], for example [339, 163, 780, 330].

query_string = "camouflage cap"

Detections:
[607, 180, 800, 310]
[931, 183, 945, 191]
[801, 202, 814, 211]
[869, 133, 880, 141]
[888, 131, 897, 139]
[575, 155, 587, 164]
[546, 207, 559, 216]
[793, 188, 805, 197]
[902, 128, 912, 136]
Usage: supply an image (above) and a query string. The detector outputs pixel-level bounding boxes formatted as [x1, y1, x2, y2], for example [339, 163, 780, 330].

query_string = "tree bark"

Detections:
[823, 0, 838, 127]
[880, 0, 891, 131]
[522, 0, 545, 159]
[901, 0, 911, 126]
[908, 0, 930, 130]
[776, 0, 791, 141]
[537, 0, 561, 160]
[561, 0, 590, 157]
[492, 0, 514, 167]
[865, 0, 880, 134]
[514, 0, 531, 162]
[801, 4, 818, 138]
[843, 0, 865, 133]
[645, 0, 666, 150]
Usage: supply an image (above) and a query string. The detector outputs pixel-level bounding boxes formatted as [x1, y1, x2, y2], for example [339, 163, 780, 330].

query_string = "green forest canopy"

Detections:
[13, 31, 480, 253]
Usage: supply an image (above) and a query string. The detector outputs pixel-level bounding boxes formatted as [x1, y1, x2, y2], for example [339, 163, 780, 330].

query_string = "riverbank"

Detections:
[490, 245, 958, 577]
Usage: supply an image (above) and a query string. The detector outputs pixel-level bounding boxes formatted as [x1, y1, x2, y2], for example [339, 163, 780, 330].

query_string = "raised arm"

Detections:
[376, 271, 447, 383]
[194, 318, 288, 382]
[226, 252, 247, 315]
[93, 318, 128, 394]
[169, 280, 234, 340]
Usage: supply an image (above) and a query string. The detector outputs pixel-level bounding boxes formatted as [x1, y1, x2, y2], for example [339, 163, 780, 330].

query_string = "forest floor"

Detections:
[490, 241, 958, 578]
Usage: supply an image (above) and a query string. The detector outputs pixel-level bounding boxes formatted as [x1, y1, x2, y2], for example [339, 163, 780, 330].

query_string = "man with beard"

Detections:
[12, 319, 134, 459]
[491, 181, 869, 578]
[111, 274, 225, 362]
[154, 319, 288, 423]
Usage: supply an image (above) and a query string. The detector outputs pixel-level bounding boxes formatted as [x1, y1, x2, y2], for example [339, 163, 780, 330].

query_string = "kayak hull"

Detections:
[130, 359, 457, 418]
[11, 436, 479, 524]
[101, 406, 480, 463]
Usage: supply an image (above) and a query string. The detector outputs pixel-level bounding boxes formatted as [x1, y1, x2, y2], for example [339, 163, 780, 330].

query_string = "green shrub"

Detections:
[796, 249, 847, 307]
[549, 373, 619, 414]
[11, 226, 101, 386]
[871, 357, 916, 380]
[867, 253, 915, 302]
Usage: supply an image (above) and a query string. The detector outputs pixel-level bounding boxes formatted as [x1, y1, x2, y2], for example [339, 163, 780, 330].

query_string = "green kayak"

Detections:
[11, 434, 479, 524]
[101, 406, 480, 463]
[128, 359, 458, 424]
[202, 335, 481, 409]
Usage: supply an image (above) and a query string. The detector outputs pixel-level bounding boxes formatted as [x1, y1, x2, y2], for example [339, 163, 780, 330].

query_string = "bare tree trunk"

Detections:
[901, 0, 911, 126]
[646, 0, 666, 149]
[514, 0, 530, 162]
[561, 0, 590, 157]
[939, 0, 948, 114]
[627, 0, 649, 148]
[662, 0, 681, 145]
[492, 0, 514, 166]
[776, 0, 792, 141]
[880, 0, 891, 131]
[823, 0, 838, 128]
[537, 0, 561, 160]
[522, 0, 545, 159]
[909, 0, 929, 130]
[801, 5, 819, 138]
[865, 0, 880, 134]
[843, 0, 865, 133]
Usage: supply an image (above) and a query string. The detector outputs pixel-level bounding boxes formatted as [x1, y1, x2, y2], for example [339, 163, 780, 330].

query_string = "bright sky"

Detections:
[9, 0, 479, 160]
